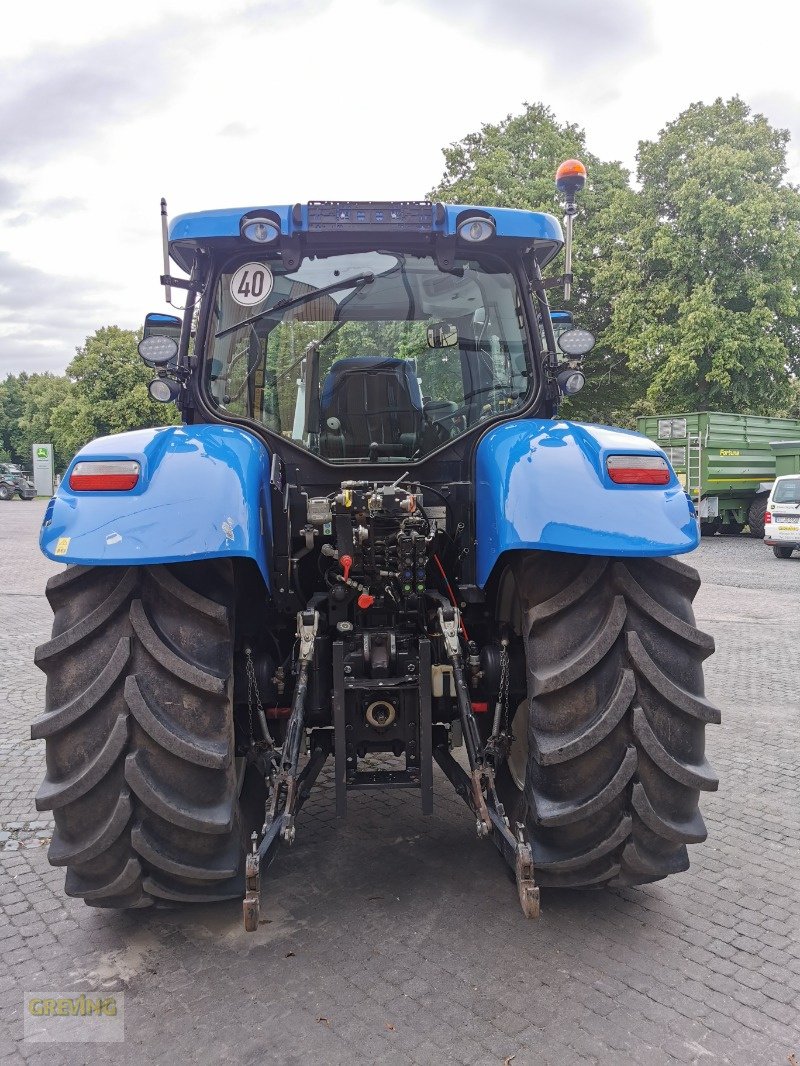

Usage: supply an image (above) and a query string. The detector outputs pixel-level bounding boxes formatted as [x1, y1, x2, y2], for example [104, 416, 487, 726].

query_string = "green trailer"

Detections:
[771, 439, 800, 477]
[636, 411, 800, 537]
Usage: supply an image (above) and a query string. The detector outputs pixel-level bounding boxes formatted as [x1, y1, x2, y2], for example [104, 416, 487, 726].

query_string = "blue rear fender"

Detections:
[474, 419, 698, 588]
[41, 424, 273, 588]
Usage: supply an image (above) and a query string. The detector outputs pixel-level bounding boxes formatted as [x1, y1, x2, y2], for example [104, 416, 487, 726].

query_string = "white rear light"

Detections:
[69, 461, 140, 491]
[607, 455, 670, 485]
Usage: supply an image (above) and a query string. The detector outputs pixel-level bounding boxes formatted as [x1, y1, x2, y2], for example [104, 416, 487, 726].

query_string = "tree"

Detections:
[19, 374, 75, 470]
[429, 102, 641, 423]
[0, 373, 30, 460]
[601, 97, 800, 415]
[0, 326, 179, 471]
[53, 326, 179, 461]
[0, 372, 74, 468]
[781, 377, 800, 419]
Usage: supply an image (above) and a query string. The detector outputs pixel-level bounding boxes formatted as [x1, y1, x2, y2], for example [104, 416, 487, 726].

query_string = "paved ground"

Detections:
[0, 500, 798, 1064]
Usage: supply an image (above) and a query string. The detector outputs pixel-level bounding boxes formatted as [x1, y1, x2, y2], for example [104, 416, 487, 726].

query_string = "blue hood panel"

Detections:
[475, 419, 699, 587]
[41, 425, 273, 587]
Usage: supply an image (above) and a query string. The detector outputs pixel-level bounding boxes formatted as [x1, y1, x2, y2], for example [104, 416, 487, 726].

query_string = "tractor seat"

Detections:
[318, 357, 423, 459]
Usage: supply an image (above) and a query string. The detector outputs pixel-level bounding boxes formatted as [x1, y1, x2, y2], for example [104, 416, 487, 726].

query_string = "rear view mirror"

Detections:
[140, 312, 182, 368]
[426, 323, 458, 348]
[143, 312, 182, 342]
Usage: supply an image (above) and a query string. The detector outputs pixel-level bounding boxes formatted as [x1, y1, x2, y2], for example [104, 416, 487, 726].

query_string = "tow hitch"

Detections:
[244, 603, 539, 929]
[243, 611, 328, 932]
[432, 742, 540, 919]
[243, 740, 329, 931]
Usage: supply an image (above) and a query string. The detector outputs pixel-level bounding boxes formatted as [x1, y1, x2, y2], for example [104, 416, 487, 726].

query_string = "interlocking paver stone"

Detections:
[1, 501, 798, 1064]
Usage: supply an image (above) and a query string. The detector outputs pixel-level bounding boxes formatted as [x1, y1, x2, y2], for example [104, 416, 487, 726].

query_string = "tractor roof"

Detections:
[168, 202, 563, 273]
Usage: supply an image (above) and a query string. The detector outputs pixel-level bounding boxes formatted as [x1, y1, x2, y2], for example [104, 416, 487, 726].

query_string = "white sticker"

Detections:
[229, 262, 273, 307]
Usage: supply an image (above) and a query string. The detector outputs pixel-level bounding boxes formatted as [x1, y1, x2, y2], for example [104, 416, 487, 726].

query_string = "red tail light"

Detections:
[69, 461, 140, 491]
[764, 511, 772, 524]
[607, 455, 670, 485]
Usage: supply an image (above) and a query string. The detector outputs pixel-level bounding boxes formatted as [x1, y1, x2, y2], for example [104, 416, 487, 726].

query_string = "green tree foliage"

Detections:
[432, 98, 800, 422]
[601, 97, 800, 415]
[429, 101, 640, 423]
[0, 372, 74, 469]
[55, 326, 178, 459]
[781, 377, 800, 419]
[0, 326, 178, 470]
[0, 372, 30, 460]
[20, 374, 75, 469]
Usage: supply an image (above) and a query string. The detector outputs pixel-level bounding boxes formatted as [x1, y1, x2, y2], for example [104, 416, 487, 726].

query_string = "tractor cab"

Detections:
[138, 202, 589, 467]
[205, 247, 540, 462]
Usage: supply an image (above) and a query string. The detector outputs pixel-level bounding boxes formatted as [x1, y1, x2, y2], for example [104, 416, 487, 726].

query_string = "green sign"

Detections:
[36, 446, 48, 460]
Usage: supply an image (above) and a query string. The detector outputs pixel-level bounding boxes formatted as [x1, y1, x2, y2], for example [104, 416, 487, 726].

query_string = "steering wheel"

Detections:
[425, 385, 519, 429]
[423, 399, 464, 430]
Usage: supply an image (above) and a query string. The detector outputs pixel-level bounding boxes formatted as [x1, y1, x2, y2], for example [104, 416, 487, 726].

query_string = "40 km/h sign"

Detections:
[229, 262, 273, 307]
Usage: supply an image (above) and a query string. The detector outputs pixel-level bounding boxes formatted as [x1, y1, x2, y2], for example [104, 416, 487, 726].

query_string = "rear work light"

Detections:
[607, 455, 670, 485]
[69, 461, 140, 491]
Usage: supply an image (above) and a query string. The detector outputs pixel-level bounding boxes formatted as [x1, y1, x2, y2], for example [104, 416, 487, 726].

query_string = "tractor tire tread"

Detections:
[33, 562, 244, 909]
[507, 552, 719, 888]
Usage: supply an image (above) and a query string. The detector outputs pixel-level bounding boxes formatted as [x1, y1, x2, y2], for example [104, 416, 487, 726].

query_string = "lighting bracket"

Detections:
[160, 275, 203, 293]
[434, 234, 457, 272]
[541, 273, 573, 290]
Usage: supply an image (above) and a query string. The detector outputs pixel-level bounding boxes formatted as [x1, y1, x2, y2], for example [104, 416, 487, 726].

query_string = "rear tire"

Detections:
[497, 553, 719, 888]
[0, 484, 12, 501]
[33, 562, 253, 908]
[748, 495, 768, 538]
[773, 546, 794, 559]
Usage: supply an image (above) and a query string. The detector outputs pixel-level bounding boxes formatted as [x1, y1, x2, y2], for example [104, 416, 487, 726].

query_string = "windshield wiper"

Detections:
[215, 272, 375, 339]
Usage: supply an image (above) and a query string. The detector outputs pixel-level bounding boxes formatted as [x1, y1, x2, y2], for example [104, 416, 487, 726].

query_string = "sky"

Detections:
[2, 0, 799, 377]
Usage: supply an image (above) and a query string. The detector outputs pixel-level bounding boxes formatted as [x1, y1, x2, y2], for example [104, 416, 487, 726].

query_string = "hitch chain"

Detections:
[484, 637, 513, 825]
[437, 606, 492, 837]
[265, 610, 319, 844]
[245, 646, 274, 752]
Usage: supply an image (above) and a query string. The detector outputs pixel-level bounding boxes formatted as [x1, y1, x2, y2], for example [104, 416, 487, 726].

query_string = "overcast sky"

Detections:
[2, 0, 799, 377]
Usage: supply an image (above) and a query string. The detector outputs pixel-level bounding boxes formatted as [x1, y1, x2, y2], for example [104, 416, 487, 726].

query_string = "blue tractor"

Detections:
[33, 162, 719, 926]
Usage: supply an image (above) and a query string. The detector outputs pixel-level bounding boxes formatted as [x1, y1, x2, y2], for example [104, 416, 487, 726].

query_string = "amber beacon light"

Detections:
[555, 159, 587, 302]
[555, 159, 587, 199]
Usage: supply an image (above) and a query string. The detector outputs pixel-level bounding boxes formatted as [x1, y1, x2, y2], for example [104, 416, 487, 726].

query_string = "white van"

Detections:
[764, 474, 800, 558]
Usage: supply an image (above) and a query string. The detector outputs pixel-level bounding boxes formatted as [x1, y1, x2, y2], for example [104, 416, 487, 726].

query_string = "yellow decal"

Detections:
[343, 489, 352, 508]
[54, 537, 70, 556]
[719, 449, 740, 456]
